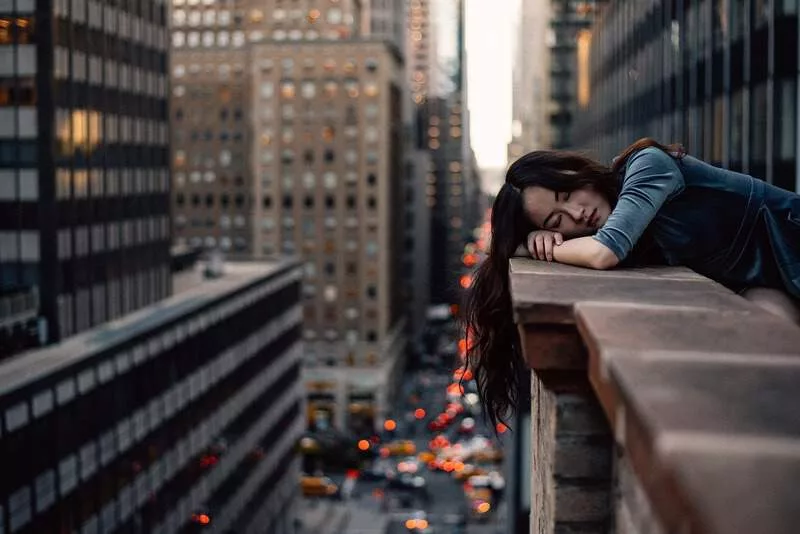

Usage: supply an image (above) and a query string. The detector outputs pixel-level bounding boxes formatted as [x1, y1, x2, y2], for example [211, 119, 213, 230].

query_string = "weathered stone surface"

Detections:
[611, 357, 800, 439]
[510, 263, 752, 326]
[614, 446, 667, 534]
[554, 435, 613, 479]
[510, 259, 706, 281]
[664, 445, 800, 534]
[577, 303, 800, 357]
[531, 371, 613, 534]
[553, 483, 611, 523]
[520, 324, 587, 370]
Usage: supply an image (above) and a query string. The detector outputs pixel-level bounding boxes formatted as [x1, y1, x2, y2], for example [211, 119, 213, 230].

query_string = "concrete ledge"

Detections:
[510, 259, 800, 534]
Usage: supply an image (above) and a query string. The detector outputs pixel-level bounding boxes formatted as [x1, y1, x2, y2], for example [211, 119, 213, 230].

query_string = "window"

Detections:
[281, 81, 296, 99]
[301, 81, 316, 99]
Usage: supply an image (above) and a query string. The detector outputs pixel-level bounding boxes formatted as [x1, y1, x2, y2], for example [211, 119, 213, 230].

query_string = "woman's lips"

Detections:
[588, 208, 598, 227]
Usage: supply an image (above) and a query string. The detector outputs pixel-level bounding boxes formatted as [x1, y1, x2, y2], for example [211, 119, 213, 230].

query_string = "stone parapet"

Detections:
[509, 259, 800, 534]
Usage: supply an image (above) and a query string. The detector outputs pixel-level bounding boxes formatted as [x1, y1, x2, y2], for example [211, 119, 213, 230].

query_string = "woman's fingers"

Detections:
[554, 233, 564, 246]
[544, 238, 554, 262]
[535, 234, 546, 260]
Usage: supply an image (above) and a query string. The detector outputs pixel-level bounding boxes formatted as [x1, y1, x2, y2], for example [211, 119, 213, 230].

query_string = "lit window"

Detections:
[282, 127, 294, 143]
[202, 31, 214, 47]
[217, 31, 230, 47]
[324, 286, 337, 302]
[289, 29, 302, 40]
[232, 31, 245, 47]
[344, 79, 359, 98]
[323, 80, 338, 97]
[327, 8, 342, 23]
[281, 81, 296, 99]
[173, 10, 186, 26]
[301, 81, 316, 99]
[219, 150, 232, 167]
[322, 126, 335, 142]
[306, 30, 319, 40]
[303, 172, 315, 188]
[323, 59, 336, 72]
[172, 32, 186, 47]
[345, 150, 357, 165]
[188, 10, 201, 26]
[187, 31, 200, 47]
[218, 10, 231, 25]
[364, 83, 378, 97]
[323, 172, 336, 188]
[274, 9, 286, 20]
[173, 64, 186, 78]
[249, 31, 264, 42]
[343, 59, 357, 73]
[203, 10, 215, 25]
[273, 29, 287, 40]
[365, 127, 378, 143]
[250, 9, 264, 23]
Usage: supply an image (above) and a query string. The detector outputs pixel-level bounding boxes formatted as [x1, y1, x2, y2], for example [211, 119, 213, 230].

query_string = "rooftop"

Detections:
[0, 260, 298, 397]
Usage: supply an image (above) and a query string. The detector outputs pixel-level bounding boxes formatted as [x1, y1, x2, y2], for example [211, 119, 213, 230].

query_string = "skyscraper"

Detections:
[0, 0, 172, 349]
[509, 0, 553, 160]
[169, 0, 408, 433]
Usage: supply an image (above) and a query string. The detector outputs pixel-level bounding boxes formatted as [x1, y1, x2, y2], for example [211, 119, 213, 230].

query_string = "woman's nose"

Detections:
[566, 205, 586, 222]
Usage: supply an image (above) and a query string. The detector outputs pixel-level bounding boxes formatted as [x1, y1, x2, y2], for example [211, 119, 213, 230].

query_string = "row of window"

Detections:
[175, 56, 379, 80]
[55, 110, 170, 152]
[53, 47, 168, 96]
[55, 218, 170, 260]
[53, 0, 169, 51]
[304, 327, 379, 343]
[54, 167, 170, 199]
[171, 6, 348, 26]
[3, 306, 301, 534]
[175, 147, 381, 169]
[172, 27, 351, 47]
[57, 267, 170, 337]
[0, 16, 35, 45]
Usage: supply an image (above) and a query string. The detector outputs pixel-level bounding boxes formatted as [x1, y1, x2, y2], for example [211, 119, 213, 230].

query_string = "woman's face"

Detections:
[522, 185, 611, 238]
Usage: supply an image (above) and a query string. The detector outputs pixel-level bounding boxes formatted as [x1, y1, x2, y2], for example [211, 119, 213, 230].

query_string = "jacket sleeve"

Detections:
[593, 147, 685, 261]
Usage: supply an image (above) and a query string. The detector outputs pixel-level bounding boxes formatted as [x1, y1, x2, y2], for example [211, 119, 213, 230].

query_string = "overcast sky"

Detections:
[465, 0, 515, 171]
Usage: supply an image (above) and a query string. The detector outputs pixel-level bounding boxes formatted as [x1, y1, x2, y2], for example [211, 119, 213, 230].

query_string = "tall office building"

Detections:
[366, 0, 405, 53]
[575, 0, 800, 193]
[547, 0, 600, 149]
[508, 0, 553, 161]
[407, 0, 437, 105]
[0, 0, 172, 350]
[169, 0, 408, 433]
[0, 259, 304, 534]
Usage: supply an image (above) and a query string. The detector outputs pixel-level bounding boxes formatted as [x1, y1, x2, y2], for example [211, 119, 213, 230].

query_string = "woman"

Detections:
[464, 138, 800, 428]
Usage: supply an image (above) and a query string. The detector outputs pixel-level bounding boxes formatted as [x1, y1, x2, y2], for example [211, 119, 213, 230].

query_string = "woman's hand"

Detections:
[527, 230, 564, 262]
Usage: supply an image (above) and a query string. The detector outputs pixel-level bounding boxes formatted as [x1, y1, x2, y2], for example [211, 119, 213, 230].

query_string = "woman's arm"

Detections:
[552, 236, 619, 269]
[592, 147, 685, 263]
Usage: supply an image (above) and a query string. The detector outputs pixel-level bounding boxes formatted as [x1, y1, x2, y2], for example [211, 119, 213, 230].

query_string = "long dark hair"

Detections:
[463, 138, 684, 429]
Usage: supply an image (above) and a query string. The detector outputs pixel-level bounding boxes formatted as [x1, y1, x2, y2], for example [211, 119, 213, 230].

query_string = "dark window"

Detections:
[304, 149, 314, 164]
[221, 194, 230, 208]
[346, 195, 356, 209]
[304, 196, 314, 208]
[324, 149, 335, 163]
[283, 195, 293, 209]
[367, 196, 376, 209]
[325, 195, 335, 209]
[205, 194, 214, 207]
[324, 262, 335, 276]
[191, 194, 200, 206]
[263, 196, 272, 208]
[176, 194, 185, 206]
[367, 173, 377, 186]
[367, 331, 377, 342]
[234, 194, 245, 208]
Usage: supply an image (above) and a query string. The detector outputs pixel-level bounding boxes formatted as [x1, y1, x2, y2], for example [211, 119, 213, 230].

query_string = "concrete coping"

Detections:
[509, 258, 800, 534]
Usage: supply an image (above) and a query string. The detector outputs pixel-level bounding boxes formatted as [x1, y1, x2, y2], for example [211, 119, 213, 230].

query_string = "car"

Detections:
[386, 440, 417, 456]
[458, 417, 476, 434]
[300, 475, 339, 497]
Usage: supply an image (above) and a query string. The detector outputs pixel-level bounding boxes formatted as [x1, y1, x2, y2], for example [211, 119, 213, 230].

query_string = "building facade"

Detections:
[0, 260, 304, 534]
[508, 0, 553, 161]
[0, 0, 172, 348]
[169, 0, 408, 434]
[575, 0, 800, 194]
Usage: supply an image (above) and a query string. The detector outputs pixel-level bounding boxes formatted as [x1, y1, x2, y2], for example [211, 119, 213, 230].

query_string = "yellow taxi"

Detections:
[300, 475, 338, 497]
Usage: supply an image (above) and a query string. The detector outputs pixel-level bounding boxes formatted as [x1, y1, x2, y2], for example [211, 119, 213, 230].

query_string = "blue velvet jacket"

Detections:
[593, 147, 800, 298]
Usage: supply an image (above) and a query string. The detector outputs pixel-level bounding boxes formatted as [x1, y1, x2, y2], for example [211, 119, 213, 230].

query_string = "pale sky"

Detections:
[465, 0, 515, 171]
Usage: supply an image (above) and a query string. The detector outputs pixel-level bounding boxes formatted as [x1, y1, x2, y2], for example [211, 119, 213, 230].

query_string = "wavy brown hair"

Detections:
[463, 138, 684, 430]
